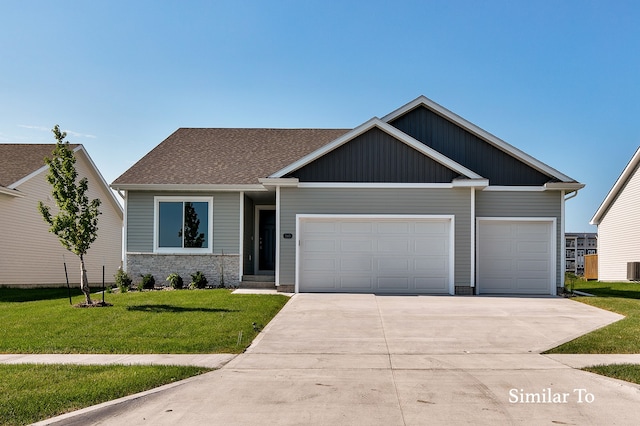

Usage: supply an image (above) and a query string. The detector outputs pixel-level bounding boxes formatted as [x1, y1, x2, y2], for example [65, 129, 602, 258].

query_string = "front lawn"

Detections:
[545, 281, 640, 354]
[582, 363, 640, 386]
[0, 288, 289, 353]
[0, 364, 211, 426]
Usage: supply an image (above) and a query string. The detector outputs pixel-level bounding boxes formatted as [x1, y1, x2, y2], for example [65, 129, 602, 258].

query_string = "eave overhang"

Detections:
[110, 183, 268, 192]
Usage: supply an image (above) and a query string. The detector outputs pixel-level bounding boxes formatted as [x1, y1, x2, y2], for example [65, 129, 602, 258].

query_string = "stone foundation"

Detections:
[126, 253, 240, 288]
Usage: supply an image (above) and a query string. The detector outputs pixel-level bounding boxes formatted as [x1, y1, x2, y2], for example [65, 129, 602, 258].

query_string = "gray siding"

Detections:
[390, 106, 551, 186]
[475, 190, 563, 284]
[126, 191, 240, 254]
[287, 127, 459, 183]
[279, 187, 472, 287]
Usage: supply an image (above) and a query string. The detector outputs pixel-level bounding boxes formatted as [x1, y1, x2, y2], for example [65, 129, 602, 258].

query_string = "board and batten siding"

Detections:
[279, 187, 471, 287]
[0, 153, 123, 286]
[475, 190, 562, 285]
[126, 191, 240, 254]
[598, 164, 640, 281]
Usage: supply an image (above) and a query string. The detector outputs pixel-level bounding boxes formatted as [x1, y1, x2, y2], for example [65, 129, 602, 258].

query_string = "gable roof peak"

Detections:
[591, 146, 640, 225]
[382, 95, 576, 183]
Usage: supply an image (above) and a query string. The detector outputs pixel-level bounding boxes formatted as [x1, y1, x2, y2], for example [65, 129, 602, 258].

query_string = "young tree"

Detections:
[38, 125, 101, 304]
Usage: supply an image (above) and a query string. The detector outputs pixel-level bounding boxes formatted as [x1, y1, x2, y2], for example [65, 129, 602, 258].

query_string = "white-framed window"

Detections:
[154, 196, 213, 253]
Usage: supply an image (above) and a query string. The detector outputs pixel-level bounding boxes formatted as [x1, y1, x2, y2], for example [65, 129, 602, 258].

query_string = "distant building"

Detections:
[565, 233, 597, 276]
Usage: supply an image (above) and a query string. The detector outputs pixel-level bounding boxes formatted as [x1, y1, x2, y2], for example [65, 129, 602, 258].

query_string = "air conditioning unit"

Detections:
[627, 262, 640, 281]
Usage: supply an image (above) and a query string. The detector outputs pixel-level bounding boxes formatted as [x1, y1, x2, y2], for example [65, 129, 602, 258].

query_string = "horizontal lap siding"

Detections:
[279, 187, 471, 287]
[475, 191, 562, 284]
[126, 191, 240, 254]
[0, 154, 122, 286]
[598, 166, 640, 281]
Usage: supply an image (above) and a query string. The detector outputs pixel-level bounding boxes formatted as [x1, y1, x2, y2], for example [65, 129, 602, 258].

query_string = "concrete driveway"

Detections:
[45, 294, 640, 425]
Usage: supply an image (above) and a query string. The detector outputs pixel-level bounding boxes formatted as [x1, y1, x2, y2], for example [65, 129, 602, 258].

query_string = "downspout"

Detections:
[561, 189, 579, 292]
[122, 190, 128, 272]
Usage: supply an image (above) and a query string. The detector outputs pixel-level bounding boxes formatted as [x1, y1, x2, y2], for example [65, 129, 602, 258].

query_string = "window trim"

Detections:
[153, 196, 214, 254]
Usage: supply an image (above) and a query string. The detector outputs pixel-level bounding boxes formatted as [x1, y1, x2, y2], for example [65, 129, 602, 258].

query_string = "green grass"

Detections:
[0, 363, 211, 426]
[0, 288, 289, 353]
[582, 363, 640, 386]
[545, 281, 640, 354]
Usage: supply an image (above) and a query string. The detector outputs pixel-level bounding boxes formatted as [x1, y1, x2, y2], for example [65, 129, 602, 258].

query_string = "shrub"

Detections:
[114, 268, 132, 293]
[139, 274, 155, 291]
[166, 273, 184, 289]
[190, 271, 208, 289]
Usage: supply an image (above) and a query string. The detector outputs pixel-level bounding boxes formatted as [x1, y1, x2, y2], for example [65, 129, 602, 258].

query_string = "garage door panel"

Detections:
[341, 258, 373, 271]
[299, 217, 452, 294]
[378, 257, 409, 271]
[341, 239, 373, 252]
[377, 277, 410, 291]
[341, 221, 372, 233]
[340, 276, 373, 290]
[478, 220, 553, 295]
[378, 239, 410, 253]
[415, 277, 448, 290]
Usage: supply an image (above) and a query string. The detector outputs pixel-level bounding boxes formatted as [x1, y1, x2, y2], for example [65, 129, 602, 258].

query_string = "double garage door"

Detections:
[298, 216, 454, 294]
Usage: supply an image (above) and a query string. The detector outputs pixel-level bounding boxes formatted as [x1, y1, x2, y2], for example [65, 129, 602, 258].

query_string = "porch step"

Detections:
[240, 275, 276, 290]
[242, 275, 275, 282]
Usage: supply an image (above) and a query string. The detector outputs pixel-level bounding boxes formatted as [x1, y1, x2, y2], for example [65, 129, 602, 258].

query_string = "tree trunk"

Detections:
[79, 255, 92, 304]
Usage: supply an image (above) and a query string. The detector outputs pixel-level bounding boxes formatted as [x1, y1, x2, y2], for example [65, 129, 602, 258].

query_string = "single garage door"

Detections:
[297, 215, 453, 294]
[477, 219, 555, 295]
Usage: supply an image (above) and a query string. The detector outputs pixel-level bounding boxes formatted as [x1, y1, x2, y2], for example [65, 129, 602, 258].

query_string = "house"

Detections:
[111, 96, 583, 295]
[590, 147, 640, 281]
[0, 144, 123, 287]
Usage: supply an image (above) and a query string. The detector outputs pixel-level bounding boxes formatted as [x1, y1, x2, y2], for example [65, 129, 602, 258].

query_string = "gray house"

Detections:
[112, 96, 583, 295]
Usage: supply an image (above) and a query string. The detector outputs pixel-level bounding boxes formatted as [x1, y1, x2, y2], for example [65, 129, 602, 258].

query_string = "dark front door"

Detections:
[258, 209, 276, 271]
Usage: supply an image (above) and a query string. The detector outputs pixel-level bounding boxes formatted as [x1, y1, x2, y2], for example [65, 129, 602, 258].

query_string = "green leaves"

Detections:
[39, 125, 102, 257]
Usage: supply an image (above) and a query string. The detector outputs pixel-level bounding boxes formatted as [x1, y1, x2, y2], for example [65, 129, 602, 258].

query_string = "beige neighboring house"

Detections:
[591, 147, 640, 281]
[0, 144, 123, 287]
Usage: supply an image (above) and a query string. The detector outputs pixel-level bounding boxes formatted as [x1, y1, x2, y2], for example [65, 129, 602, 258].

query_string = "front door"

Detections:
[258, 209, 276, 271]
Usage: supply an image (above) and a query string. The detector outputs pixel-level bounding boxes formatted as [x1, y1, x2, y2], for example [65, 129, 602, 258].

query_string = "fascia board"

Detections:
[258, 178, 299, 187]
[270, 117, 483, 180]
[382, 95, 575, 183]
[591, 146, 640, 225]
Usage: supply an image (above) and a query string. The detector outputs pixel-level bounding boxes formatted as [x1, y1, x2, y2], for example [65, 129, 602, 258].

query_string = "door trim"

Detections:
[255, 205, 276, 274]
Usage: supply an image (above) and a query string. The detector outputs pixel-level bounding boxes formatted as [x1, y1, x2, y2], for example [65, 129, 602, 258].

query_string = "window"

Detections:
[154, 197, 213, 252]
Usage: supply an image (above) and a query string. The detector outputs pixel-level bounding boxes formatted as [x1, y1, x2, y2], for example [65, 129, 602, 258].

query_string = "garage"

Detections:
[296, 215, 454, 294]
[476, 218, 556, 295]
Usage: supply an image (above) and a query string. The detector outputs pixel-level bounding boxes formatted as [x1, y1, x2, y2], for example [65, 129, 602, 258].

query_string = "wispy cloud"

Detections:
[18, 124, 97, 139]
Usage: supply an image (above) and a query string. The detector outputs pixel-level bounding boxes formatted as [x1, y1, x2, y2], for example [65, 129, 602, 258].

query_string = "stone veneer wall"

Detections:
[127, 253, 240, 288]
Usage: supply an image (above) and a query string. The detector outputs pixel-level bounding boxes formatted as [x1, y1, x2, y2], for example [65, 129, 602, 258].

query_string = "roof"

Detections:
[591, 146, 640, 225]
[0, 144, 78, 188]
[112, 128, 349, 187]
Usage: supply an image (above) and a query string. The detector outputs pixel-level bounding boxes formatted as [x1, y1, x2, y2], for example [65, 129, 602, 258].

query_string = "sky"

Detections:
[1, 0, 638, 232]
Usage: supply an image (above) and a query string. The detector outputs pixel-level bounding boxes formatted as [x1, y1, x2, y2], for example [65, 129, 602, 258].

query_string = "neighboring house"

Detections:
[591, 147, 640, 281]
[565, 232, 597, 276]
[112, 96, 583, 295]
[0, 144, 123, 287]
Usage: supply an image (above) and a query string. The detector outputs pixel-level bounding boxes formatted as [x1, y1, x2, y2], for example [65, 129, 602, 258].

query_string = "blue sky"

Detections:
[1, 0, 638, 231]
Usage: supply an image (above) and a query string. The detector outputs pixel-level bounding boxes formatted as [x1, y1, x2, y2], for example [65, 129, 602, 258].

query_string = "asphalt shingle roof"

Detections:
[0, 144, 78, 188]
[112, 128, 350, 186]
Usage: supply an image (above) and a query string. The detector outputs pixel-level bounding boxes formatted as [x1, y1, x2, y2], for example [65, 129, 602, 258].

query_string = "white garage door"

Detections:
[297, 216, 453, 294]
[477, 219, 555, 295]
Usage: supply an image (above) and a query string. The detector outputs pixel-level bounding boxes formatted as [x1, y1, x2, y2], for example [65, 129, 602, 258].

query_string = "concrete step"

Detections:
[239, 281, 276, 290]
[242, 275, 275, 282]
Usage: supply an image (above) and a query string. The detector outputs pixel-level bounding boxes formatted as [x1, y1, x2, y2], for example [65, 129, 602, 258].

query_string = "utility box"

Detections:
[627, 262, 640, 281]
